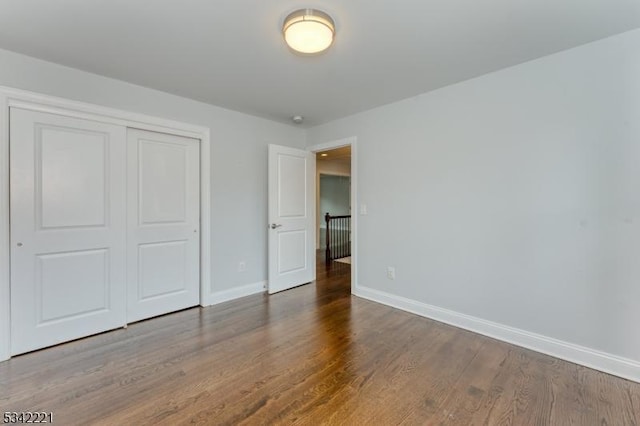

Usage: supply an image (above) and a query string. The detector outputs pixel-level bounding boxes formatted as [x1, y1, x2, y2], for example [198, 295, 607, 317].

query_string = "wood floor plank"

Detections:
[422, 339, 509, 425]
[1, 252, 639, 424]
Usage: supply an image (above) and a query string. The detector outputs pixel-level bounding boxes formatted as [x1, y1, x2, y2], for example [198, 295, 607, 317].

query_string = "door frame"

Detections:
[307, 137, 357, 294]
[0, 86, 212, 361]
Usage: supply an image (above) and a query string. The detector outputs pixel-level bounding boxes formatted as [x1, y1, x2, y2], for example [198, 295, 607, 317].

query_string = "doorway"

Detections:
[309, 138, 357, 292]
[266, 138, 357, 295]
[319, 174, 351, 257]
[316, 147, 351, 264]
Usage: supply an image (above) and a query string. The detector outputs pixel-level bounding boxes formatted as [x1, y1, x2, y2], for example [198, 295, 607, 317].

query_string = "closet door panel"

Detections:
[126, 129, 200, 322]
[10, 108, 127, 355]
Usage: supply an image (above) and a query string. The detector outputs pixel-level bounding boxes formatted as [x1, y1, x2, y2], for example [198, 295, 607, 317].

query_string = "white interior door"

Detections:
[10, 108, 127, 355]
[268, 144, 315, 294]
[126, 129, 200, 322]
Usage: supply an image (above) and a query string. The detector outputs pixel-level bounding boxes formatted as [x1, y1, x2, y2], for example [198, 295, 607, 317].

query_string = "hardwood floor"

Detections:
[1, 254, 639, 425]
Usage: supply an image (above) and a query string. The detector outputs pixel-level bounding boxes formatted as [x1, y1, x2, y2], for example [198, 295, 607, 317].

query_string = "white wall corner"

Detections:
[207, 281, 267, 306]
[353, 285, 640, 383]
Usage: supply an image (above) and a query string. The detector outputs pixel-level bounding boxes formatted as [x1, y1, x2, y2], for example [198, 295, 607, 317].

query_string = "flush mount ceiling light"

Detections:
[283, 9, 335, 54]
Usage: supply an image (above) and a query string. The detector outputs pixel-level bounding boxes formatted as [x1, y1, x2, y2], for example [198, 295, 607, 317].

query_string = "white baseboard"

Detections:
[207, 281, 266, 306]
[353, 285, 640, 383]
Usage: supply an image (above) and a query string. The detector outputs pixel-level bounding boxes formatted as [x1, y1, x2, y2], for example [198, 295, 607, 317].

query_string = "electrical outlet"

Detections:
[238, 261, 246, 272]
[387, 266, 395, 280]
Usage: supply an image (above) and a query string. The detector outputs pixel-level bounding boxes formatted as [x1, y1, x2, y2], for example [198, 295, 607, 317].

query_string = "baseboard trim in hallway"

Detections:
[354, 285, 640, 383]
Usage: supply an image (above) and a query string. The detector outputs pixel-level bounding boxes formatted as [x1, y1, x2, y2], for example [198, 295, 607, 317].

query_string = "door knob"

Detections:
[270, 223, 282, 229]
[16, 242, 23, 247]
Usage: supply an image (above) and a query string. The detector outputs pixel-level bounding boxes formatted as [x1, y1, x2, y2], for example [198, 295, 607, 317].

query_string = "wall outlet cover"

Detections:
[387, 266, 396, 280]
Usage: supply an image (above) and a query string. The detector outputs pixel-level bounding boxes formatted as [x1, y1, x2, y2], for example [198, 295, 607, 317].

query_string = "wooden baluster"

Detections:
[339, 218, 342, 259]
[336, 217, 340, 259]
[333, 218, 336, 260]
[338, 218, 342, 257]
[341, 217, 344, 258]
[347, 216, 351, 257]
[344, 218, 347, 258]
[325, 213, 331, 264]
[338, 217, 341, 259]
[338, 218, 341, 257]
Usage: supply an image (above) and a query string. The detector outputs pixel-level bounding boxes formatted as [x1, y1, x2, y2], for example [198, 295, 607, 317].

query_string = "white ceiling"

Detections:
[0, 1, 639, 127]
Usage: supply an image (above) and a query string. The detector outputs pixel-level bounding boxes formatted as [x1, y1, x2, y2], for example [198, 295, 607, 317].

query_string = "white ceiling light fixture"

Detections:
[283, 9, 335, 54]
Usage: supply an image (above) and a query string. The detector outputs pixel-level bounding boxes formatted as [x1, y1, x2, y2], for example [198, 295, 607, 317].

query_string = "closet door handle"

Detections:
[270, 223, 282, 229]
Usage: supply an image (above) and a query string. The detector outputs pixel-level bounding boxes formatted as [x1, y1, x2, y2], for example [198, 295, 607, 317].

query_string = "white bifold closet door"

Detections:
[9, 110, 200, 356]
[126, 129, 200, 323]
[10, 108, 128, 355]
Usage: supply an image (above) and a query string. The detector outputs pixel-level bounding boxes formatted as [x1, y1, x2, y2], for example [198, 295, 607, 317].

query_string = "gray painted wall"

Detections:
[307, 29, 640, 363]
[320, 175, 351, 223]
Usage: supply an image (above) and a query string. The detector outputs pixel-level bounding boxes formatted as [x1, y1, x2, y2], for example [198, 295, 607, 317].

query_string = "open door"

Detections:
[268, 144, 315, 294]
